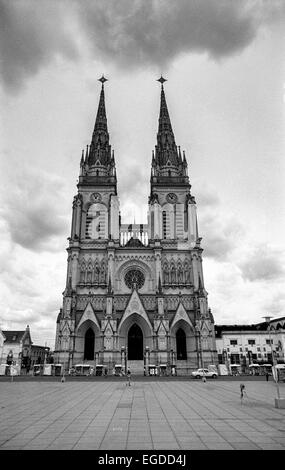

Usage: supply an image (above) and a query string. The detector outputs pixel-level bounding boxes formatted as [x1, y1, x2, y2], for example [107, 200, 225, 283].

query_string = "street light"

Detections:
[263, 316, 280, 400]
[195, 324, 206, 382]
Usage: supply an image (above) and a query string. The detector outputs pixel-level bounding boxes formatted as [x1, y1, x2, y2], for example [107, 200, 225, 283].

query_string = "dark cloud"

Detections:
[77, 0, 285, 68]
[5, 206, 67, 252]
[240, 245, 285, 282]
[0, 166, 69, 252]
[1, 0, 285, 93]
[0, 0, 78, 93]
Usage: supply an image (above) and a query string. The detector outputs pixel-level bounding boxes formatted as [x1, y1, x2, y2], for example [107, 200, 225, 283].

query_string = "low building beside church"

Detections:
[54, 77, 218, 375]
[215, 317, 285, 373]
[0, 325, 32, 369]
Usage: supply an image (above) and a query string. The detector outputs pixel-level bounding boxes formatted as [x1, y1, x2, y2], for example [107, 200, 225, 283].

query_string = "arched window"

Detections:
[162, 211, 167, 239]
[84, 328, 95, 360]
[176, 328, 187, 360]
[80, 263, 86, 283]
[151, 212, 154, 239]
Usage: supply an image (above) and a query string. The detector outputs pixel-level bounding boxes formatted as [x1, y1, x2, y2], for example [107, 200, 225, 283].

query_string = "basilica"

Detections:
[54, 77, 217, 375]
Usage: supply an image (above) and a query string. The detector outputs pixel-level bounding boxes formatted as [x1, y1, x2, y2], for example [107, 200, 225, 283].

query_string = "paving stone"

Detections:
[0, 380, 284, 450]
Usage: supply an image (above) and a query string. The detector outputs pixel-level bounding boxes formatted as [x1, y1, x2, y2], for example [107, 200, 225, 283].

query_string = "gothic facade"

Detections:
[54, 77, 218, 374]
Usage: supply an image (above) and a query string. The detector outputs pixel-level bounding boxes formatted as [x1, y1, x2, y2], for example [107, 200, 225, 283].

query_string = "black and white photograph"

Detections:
[0, 0, 284, 462]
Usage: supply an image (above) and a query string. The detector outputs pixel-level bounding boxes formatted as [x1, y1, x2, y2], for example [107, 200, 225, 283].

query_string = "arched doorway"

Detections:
[128, 324, 143, 360]
[84, 328, 95, 360]
[176, 328, 187, 360]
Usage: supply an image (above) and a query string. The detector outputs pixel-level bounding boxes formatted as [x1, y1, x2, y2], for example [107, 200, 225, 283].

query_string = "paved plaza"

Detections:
[0, 379, 284, 450]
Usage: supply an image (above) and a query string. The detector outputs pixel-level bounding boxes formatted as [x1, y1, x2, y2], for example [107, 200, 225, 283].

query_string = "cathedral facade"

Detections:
[54, 77, 217, 375]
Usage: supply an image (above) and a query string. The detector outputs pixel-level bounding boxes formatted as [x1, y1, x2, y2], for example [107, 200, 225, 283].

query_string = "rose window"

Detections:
[124, 269, 145, 290]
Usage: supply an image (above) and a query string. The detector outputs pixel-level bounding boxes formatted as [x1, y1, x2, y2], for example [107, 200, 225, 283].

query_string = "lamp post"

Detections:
[195, 324, 206, 382]
[263, 316, 280, 400]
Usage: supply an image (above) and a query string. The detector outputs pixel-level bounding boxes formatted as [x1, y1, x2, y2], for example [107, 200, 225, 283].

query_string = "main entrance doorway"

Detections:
[84, 328, 95, 360]
[128, 323, 143, 360]
[176, 328, 187, 360]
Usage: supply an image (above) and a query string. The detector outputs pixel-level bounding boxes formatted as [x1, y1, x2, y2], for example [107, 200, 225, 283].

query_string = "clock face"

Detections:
[166, 193, 177, 204]
[91, 192, 102, 203]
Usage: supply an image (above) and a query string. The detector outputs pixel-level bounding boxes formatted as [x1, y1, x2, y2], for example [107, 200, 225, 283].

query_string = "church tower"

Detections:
[54, 77, 217, 375]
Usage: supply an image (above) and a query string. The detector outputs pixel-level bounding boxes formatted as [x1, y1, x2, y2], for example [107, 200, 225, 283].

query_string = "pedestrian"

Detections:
[240, 383, 245, 403]
[127, 368, 131, 386]
[265, 372, 269, 382]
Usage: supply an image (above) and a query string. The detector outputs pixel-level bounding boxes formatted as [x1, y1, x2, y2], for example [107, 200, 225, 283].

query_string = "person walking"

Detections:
[265, 371, 269, 382]
[127, 368, 131, 386]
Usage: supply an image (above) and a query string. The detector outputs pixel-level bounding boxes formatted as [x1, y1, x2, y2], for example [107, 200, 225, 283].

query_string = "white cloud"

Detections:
[239, 244, 285, 282]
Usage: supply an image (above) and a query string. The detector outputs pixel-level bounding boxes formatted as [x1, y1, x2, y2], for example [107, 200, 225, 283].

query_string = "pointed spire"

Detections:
[157, 76, 175, 138]
[85, 145, 89, 162]
[152, 77, 188, 182]
[87, 75, 115, 177]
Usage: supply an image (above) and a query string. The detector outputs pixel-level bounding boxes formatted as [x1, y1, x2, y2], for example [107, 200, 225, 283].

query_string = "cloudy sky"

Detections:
[0, 0, 284, 348]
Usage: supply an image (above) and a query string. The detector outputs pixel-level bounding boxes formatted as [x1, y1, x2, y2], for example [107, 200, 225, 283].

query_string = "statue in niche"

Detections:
[184, 263, 191, 283]
[94, 263, 99, 284]
[201, 336, 209, 350]
[76, 193, 82, 207]
[177, 266, 183, 284]
[163, 264, 169, 284]
[87, 264, 93, 283]
[171, 266, 176, 284]
[80, 264, 86, 283]
[100, 262, 106, 284]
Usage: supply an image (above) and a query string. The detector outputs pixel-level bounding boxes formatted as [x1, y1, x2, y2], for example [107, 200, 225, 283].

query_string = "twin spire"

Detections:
[80, 75, 188, 183]
[152, 75, 188, 182]
[80, 75, 116, 181]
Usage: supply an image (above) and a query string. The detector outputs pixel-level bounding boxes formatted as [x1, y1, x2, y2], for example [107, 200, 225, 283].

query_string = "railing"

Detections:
[120, 224, 148, 246]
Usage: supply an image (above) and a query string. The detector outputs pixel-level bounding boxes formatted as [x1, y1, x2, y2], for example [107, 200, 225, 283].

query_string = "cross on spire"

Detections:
[157, 75, 167, 87]
[98, 75, 108, 85]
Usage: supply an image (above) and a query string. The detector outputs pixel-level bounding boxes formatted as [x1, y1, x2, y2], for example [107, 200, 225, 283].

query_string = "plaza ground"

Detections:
[0, 379, 284, 450]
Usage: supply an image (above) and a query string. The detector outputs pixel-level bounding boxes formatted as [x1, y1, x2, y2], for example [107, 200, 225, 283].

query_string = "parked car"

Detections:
[191, 368, 218, 379]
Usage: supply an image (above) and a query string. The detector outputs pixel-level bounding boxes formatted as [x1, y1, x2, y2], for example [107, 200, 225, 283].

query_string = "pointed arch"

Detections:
[94, 259, 100, 284]
[170, 262, 176, 285]
[100, 259, 106, 284]
[128, 323, 143, 360]
[84, 328, 95, 360]
[177, 259, 183, 284]
[176, 328, 187, 360]
[86, 259, 93, 283]
[183, 260, 191, 284]
[80, 261, 86, 283]
[163, 260, 169, 285]
[75, 319, 101, 361]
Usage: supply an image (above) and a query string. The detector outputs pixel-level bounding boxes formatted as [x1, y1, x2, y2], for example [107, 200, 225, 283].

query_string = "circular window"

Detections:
[124, 269, 145, 290]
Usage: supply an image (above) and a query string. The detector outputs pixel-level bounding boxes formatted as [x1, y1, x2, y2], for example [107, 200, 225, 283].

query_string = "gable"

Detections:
[118, 289, 152, 331]
[77, 302, 100, 331]
[171, 302, 194, 330]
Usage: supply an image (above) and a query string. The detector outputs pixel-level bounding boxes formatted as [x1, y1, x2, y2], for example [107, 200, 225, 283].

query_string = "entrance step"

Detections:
[127, 360, 144, 375]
